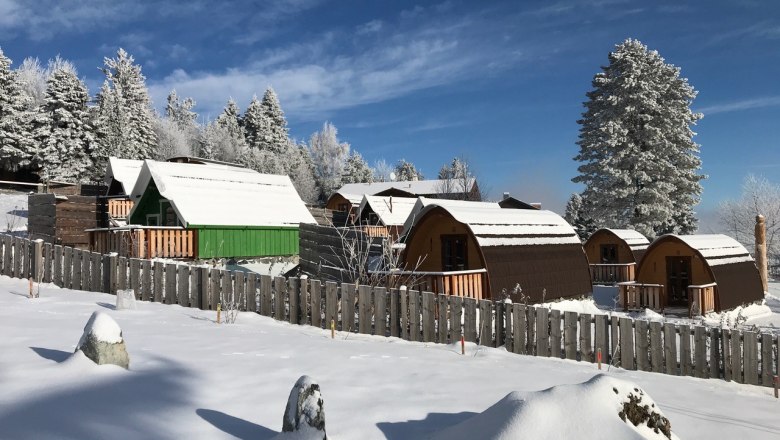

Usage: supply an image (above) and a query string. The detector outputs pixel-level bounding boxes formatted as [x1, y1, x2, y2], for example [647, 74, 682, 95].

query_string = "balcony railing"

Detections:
[590, 263, 636, 284]
[89, 226, 196, 259]
[412, 269, 487, 300]
[107, 199, 134, 219]
[618, 282, 665, 312]
[689, 283, 717, 317]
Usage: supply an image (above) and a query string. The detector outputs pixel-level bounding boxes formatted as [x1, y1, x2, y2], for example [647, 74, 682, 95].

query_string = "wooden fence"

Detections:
[1, 233, 777, 388]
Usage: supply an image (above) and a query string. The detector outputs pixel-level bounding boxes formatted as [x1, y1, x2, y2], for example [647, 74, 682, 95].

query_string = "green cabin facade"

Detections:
[128, 160, 316, 259]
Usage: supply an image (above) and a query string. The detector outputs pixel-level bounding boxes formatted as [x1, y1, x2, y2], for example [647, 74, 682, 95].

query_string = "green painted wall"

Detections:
[129, 183, 162, 224]
[195, 226, 300, 258]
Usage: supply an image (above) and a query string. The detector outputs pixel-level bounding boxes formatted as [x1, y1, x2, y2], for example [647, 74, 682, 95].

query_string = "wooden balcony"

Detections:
[89, 226, 197, 259]
[413, 269, 488, 300]
[107, 199, 134, 219]
[689, 283, 717, 317]
[590, 263, 636, 284]
[618, 282, 665, 312]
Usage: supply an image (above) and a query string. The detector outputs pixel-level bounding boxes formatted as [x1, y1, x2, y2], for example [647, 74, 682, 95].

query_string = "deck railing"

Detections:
[107, 199, 134, 219]
[590, 263, 636, 284]
[689, 283, 717, 317]
[618, 282, 665, 312]
[413, 269, 487, 301]
[89, 227, 196, 259]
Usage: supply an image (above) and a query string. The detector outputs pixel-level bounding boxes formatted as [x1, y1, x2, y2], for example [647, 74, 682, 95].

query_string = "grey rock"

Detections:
[282, 375, 326, 439]
[74, 311, 130, 369]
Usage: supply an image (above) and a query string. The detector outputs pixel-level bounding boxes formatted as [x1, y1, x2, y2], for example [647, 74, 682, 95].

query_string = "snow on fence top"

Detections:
[130, 160, 316, 228]
[606, 228, 650, 251]
[409, 199, 581, 247]
[337, 177, 477, 197]
[672, 234, 754, 266]
[105, 157, 144, 195]
[358, 195, 418, 226]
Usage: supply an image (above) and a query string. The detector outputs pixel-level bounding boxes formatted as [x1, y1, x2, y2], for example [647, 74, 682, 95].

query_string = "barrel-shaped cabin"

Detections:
[401, 200, 592, 302]
[623, 234, 764, 316]
[584, 228, 649, 284]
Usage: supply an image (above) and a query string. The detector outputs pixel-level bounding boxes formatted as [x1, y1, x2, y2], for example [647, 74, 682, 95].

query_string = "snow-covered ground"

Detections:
[0, 190, 28, 235]
[1, 276, 778, 439]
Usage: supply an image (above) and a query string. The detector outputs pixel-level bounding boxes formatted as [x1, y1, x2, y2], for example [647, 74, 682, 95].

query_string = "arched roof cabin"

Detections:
[584, 229, 649, 284]
[402, 202, 592, 303]
[634, 234, 763, 313]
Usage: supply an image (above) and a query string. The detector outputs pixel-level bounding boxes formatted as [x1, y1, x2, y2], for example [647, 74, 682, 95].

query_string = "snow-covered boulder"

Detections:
[281, 375, 326, 439]
[116, 289, 137, 310]
[431, 374, 677, 440]
[74, 311, 129, 369]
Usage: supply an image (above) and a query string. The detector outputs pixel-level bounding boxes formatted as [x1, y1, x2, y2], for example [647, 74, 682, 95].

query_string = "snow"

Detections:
[672, 234, 754, 266]
[77, 311, 124, 345]
[605, 228, 650, 250]
[539, 297, 604, 315]
[1, 276, 778, 439]
[129, 159, 316, 228]
[431, 374, 678, 440]
[0, 191, 27, 233]
[105, 158, 144, 195]
[357, 195, 417, 226]
[337, 178, 477, 197]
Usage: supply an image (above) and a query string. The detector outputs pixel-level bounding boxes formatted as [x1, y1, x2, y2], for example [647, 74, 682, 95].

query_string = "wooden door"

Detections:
[666, 256, 691, 307]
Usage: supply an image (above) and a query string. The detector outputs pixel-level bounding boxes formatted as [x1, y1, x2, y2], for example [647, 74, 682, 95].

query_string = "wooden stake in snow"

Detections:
[28, 278, 33, 298]
[461, 335, 465, 355]
[774, 375, 779, 399]
[331, 319, 335, 339]
[217, 303, 222, 324]
[756, 215, 769, 292]
[597, 348, 602, 370]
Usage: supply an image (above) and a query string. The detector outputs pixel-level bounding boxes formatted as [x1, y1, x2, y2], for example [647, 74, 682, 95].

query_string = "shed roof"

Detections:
[129, 160, 316, 228]
[337, 178, 476, 197]
[105, 158, 143, 195]
[358, 195, 418, 227]
[604, 229, 650, 251]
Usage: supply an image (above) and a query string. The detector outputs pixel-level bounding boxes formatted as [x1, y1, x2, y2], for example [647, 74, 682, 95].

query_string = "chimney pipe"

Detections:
[756, 214, 768, 292]
[503, 192, 510, 200]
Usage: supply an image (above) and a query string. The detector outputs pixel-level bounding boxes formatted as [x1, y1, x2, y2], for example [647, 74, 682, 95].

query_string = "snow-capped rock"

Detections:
[74, 311, 129, 369]
[281, 375, 326, 439]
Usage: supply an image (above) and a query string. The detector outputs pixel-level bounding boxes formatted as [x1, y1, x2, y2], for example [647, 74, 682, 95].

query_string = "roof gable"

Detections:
[105, 157, 144, 195]
[358, 195, 418, 227]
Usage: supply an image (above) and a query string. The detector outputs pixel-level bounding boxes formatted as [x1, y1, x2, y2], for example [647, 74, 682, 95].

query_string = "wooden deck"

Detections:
[590, 263, 636, 284]
[618, 282, 719, 317]
[411, 269, 487, 300]
[689, 283, 717, 317]
[89, 227, 196, 259]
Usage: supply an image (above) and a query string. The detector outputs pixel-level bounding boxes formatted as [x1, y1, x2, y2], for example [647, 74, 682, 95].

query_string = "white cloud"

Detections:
[697, 96, 780, 115]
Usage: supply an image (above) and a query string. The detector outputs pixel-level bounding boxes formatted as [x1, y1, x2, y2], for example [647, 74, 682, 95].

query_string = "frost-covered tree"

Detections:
[153, 117, 191, 160]
[163, 90, 199, 157]
[212, 98, 248, 162]
[394, 159, 423, 182]
[32, 66, 94, 182]
[94, 48, 157, 162]
[309, 122, 349, 200]
[372, 159, 393, 182]
[341, 151, 373, 184]
[260, 87, 289, 155]
[242, 96, 270, 153]
[435, 156, 482, 200]
[0, 48, 34, 172]
[573, 39, 705, 238]
[564, 193, 597, 242]
[719, 174, 780, 265]
[289, 143, 319, 204]
[16, 57, 47, 110]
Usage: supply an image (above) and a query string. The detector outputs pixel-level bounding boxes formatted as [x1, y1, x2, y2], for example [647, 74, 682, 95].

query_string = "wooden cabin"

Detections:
[401, 200, 592, 302]
[90, 160, 316, 259]
[622, 234, 764, 316]
[103, 157, 143, 220]
[584, 229, 649, 284]
[356, 195, 417, 239]
[325, 192, 363, 225]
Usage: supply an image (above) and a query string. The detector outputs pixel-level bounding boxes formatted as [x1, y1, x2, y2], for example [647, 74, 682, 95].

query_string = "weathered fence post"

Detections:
[549, 309, 561, 358]
[342, 283, 356, 332]
[437, 294, 448, 344]
[495, 301, 505, 348]
[299, 277, 309, 325]
[731, 329, 743, 383]
[744, 331, 758, 385]
[178, 265, 190, 307]
[389, 288, 400, 337]
[664, 323, 678, 375]
[479, 299, 493, 347]
[234, 271, 245, 311]
[107, 253, 118, 294]
[288, 277, 300, 325]
[189, 264, 201, 309]
[209, 268, 220, 310]
[359, 285, 373, 335]
[463, 297, 477, 343]
[325, 281, 338, 329]
[450, 296, 463, 344]
[43, 242, 53, 283]
[153, 262, 165, 302]
[513, 304, 526, 355]
[680, 325, 693, 376]
[649, 321, 663, 373]
[53, 244, 62, 286]
[762, 332, 774, 386]
[422, 291, 435, 342]
[375, 287, 387, 336]
[400, 287, 409, 340]
[619, 317, 635, 370]
[63, 246, 72, 289]
[260, 274, 272, 316]
[694, 326, 707, 378]
[71, 249, 82, 290]
[594, 314, 609, 366]
[722, 329, 732, 381]
[409, 290, 421, 342]
[579, 313, 592, 362]
[635, 320, 649, 371]
[142, 260, 152, 302]
[710, 327, 721, 379]
[246, 272, 258, 313]
[535, 307, 549, 356]
[274, 276, 287, 321]
[198, 266, 210, 309]
[310, 279, 322, 327]
[505, 302, 513, 352]
[564, 311, 577, 360]
[81, 249, 91, 291]
[117, 256, 128, 292]
[163, 264, 176, 304]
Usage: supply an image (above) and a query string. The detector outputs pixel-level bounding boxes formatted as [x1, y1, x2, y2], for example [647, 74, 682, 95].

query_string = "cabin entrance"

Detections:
[666, 256, 691, 307]
[600, 244, 618, 263]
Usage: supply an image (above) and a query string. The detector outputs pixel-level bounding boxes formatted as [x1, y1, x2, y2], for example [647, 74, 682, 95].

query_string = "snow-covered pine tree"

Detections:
[394, 159, 423, 181]
[289, 142, 319, 204]
[372, 159, 392, 182]
[213, 98, 248, 162]
[153, 117, 191, 160]
[32, 66, 94, 182]
[260, 87, 289, 155]
[96, 48, 158, 161]
[563, 193, 596, 242]
[309, 122, 349, 201]
[162, 90, 199, 158]
[0, 48, 34, 172]
[573, 39, 704, 238]
[242, 96, 271, 153]
[16, 57, 47, 110]
[341, 151, 373, 184]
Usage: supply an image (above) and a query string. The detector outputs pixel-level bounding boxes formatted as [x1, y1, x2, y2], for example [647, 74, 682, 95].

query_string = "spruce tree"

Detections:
[394, 159, 423, 181]
[33, 67, 93, 182]
[573, 39, 704, 238]
[0, 48, 34, 172]
[260, 87, 289, 155]
[214, 98, 248, 162]
[563, 193, 596, 242]
[341, 151, 373, 184]
[242, 96, 271, 153]
[309, 122, 349, 200]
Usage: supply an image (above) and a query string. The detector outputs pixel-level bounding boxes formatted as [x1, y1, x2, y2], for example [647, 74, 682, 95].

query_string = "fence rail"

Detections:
[590, 263, 636, 284]
[107, 199, 134, 219]
[1, 233, 776, 389]
[89, 227, 196, 259]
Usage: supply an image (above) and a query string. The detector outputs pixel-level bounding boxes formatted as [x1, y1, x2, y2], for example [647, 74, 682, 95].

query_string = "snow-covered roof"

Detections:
[335, 192, 364, 206]
[408, 199, 581, 247]
[605, 228, 650, 251]
[105, 158, 143, 195]
[129, 160, 316, 228]
[357, 195, 418, 227]
[672, 234, 754, 266]
[403, 197, 501, 232]
[337, 178, 476, 197]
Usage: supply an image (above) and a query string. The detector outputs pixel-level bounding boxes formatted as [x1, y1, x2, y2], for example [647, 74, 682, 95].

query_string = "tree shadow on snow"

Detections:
[96, 302, 116, 310]
[197, 408, 277, 439]
[30, 346, 71, 363]
[0, 358, 194, 439]
[376, 411, 478, 439]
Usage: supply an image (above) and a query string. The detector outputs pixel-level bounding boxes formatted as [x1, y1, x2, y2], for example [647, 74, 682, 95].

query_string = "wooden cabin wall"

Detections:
[403, 211, 482, 272]
[28, 194, 99, 249]
[584, 231, 636, 264]
[637, 241, 713, 286]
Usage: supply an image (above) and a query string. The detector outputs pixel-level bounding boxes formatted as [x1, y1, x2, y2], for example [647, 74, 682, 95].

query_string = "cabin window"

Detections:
[337, 203, 350, 212]
[165, 206, 177, 226]
[441, 234, 468, 271]
[600, 244, 618, 264]
[146, 214, 159, 226]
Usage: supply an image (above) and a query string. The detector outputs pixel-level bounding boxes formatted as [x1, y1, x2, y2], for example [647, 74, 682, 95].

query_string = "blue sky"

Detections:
[1, 0, 779, 225]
